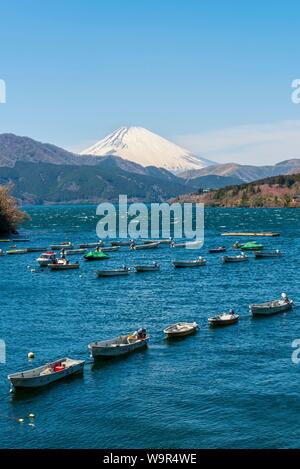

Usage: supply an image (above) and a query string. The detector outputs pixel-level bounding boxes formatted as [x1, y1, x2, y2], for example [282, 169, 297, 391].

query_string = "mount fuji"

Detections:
[80, 126, 212, 173]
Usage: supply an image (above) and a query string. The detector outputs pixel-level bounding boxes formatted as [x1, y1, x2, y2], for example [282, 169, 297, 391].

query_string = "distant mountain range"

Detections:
[80, 126, 212, 173]
[0, 131, 300, 204]
[180, 159, 300, 183]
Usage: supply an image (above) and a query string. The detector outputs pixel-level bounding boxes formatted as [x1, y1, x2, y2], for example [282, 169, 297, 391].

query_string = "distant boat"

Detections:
[234, 241, 264, 251]
[96, 266, 130, 277]
[99, 246, 120, 252]
[171, 240, 202, 249]
[88, 329, 149, 358]
[111, 240, 133, 246]
[64, 248, 87, 255]
[223, 254, 249, 263]
[164, 322, 198, 338]
[49, 261, 79, 270]
[250, 293, 293, 316]
[6, 249, 28, 255]
[12, 238, 30, 242]
[173, 257, 206, 268]
[26, 247, 48, 253]
[142, 238, 172, 245]
[209, 246, 227, 254]
[208, 312, 240, 326]
[254, 250, 282, 258]
[130, 241, 160, 250]
[50, 242, 73, 250]
[84, 251, 110, 261]
[222, 232, 280, 237]
[135, 262, 160, 272]
[8, 357, 85, 390]
[78, 242, 104, 248]
[37, 252, 57, 266]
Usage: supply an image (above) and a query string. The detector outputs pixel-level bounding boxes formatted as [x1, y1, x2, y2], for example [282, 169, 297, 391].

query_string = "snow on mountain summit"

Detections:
[80, 126, 209, 173]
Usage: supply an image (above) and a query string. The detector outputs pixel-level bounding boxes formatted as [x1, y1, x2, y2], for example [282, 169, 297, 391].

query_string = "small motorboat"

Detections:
[209, 246, 227, 254]
[84, 250, 109, 261]
[173, 257, 206, 268]
[142, 238, 172, 245]
[135, 262, 160, 272]
[88, 328, 149, 358]
[50, 242, 73, 250]
[78, 241, 104, 248]
[26, 247, 48, 253]
[250, 293, 293, 316]
[111, 240, 133, 246]
[12, 238, 30, 242]
[254, 250, 282, 259]
[37, 252, 57, 266]
[223, 254, 249, 263]
[208, 311, 240, 326]
[96, 266, 130, 277]
[8, 357, 85, 390]
[49, 261, 79, 270]
[238, 241, 264, 251]
[164, 322, 198, 338]
[64, 248, 87, 255]
[0, 239, 10, 242]
[171, 240, 202, 249]
[130, 241, 160, 250]
[6, 249, 28, 255]
[99, 246, 120, 252]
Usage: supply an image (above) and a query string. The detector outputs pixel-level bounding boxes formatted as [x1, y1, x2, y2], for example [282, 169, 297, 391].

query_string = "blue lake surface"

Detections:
[0, 206, 300, 448]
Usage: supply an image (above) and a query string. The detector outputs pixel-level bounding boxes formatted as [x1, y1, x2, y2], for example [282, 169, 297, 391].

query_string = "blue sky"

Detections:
[1, 0, 300, 164]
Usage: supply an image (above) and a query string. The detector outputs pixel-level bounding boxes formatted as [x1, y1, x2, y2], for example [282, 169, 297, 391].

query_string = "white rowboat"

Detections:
[130, 242, 160, 250]
[8, 357, 85, 390]
[173, 258, 206, 268]
[96, 267, 130, 277]
[223, 254, 249, 263]
[135, 262, 160, 272]
[250, 295, 293, 316]
[208, 313, 240, 326]
[164, 322, 198, 338]
[88, 331, 149, 358]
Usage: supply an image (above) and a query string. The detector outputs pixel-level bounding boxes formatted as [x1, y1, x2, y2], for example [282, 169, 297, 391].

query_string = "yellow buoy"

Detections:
[18, 418, 24, 423]
[29, 413, 35, 419]
[28, 352, 35, 359]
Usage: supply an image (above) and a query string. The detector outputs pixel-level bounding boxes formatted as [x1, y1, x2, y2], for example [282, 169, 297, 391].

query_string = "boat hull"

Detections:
[131, 242, 160, 250]
[173, 260, 206, 268]
[89, 338, 149, 358]
[164, 323, 198, 338]
[223, 256, 248, 263]
[49, 263, 79, 270]
[208, 316, 239, 326]
[251, 302, 293, 316]
[135, 266, 160, 272]
[96, 270, 129, 277]
[8, 359, 85, 389]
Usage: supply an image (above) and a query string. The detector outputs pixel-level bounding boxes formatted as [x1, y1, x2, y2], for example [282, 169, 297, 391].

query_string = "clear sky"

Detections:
[1, 0, 300, 164]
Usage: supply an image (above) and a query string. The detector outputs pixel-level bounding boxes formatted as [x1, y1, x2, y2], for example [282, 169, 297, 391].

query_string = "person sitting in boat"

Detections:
[60, 248, 66, 260]
[281, 292, 289, 303]
[229, 309, 235, 316]
[137, 328, 147, 339]
[95, 246, 101, 252]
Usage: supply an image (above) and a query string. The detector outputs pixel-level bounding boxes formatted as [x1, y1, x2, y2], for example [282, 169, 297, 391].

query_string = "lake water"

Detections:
[0, 206, 300, 449]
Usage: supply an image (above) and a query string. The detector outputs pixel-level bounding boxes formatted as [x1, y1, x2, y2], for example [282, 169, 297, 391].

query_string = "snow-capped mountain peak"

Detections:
[80, 126, 210, 173]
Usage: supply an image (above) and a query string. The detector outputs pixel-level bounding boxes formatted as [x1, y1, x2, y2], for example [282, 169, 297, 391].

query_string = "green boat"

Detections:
[84, 250, 110, 261]
[240, 241, 264, 251]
